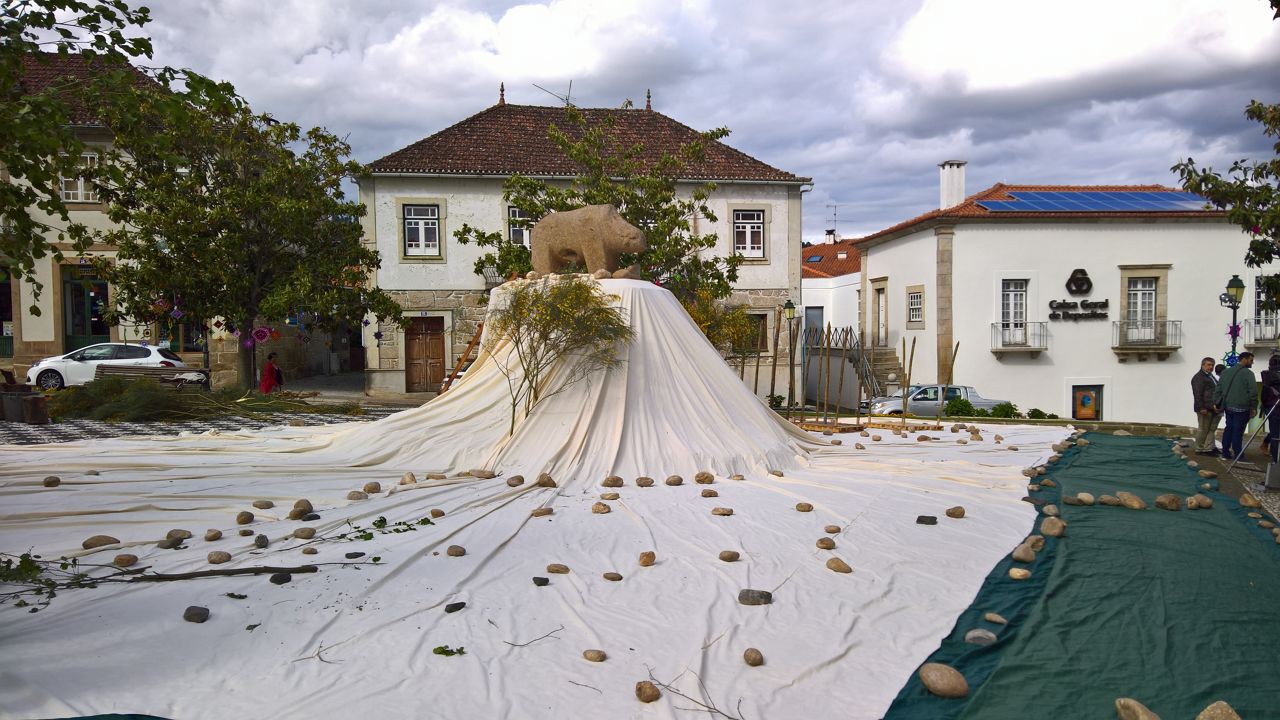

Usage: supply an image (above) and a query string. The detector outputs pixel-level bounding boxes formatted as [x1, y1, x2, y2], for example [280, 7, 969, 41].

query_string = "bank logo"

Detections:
[1066, 269, 1092, 295]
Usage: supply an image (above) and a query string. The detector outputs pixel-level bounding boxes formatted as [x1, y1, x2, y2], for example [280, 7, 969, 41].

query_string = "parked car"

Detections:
[867, 385, 1008, 416]
[861, 385, 924, 411]
[26, 343, 187, 390]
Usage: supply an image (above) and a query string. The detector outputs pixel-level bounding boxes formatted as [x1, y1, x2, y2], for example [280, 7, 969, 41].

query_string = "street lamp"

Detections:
[1221, 274, 1246, 365]
[783, 300, 796, 420]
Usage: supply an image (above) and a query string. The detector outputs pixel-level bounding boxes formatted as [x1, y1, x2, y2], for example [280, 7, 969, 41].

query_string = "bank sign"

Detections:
[1048, 269, 1109, 321]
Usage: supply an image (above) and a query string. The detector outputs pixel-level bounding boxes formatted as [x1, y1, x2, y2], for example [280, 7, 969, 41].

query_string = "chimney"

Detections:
[939, 160, 967, 209]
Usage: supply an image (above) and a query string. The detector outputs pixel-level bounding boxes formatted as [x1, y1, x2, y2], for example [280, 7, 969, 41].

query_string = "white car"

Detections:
[26, 343, 187, 390]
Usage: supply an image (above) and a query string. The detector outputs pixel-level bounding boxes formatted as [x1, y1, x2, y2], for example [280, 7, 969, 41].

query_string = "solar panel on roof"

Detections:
[975, 191, 1211, 213]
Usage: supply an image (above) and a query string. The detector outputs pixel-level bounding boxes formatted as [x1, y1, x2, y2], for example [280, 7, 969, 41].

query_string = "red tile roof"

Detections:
[856, 183, 1227, 247]
[370, 103, 810, 183]
[802, 240, 861, 278]
[18, 52, 152, 126]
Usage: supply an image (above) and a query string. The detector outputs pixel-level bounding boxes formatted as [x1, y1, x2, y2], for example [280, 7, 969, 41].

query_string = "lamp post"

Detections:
[1220, 274, 1245, 366]
[783, 300, 796, 420]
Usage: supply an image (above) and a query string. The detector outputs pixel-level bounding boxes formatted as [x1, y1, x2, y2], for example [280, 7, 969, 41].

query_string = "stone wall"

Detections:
[378, 289, 488, 369]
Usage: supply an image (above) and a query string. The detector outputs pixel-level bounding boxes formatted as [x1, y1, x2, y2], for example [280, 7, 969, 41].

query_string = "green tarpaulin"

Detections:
[887, 433, 1280, 719]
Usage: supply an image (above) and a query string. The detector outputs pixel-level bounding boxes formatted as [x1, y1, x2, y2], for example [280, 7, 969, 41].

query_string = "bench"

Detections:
[93, 365, 211, 391]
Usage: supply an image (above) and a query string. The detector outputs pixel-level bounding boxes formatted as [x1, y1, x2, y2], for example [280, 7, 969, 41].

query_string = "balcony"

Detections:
[990, 322, 1048, 358]
[1243, 317, 1280, 351]
[1112, 320, 1181, 361]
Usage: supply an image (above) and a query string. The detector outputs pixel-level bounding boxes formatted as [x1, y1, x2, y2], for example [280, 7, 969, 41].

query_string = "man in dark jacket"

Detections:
[1191, 356, 1220, 455]
[1260, 354, 1280, 464]
[1213, 352, 1257, 461]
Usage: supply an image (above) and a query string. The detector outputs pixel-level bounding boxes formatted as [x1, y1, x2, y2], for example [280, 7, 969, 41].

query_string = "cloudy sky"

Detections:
[139, 0, 1280, 241]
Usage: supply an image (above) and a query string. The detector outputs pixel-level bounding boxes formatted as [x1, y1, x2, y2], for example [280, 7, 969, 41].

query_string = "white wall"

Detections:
[943, 221, 1273, 424]
[801, 271, 860, 329]
[366, 176, 506, 291]
[862, 229, 939, 377]
[703, 182, 796, 292]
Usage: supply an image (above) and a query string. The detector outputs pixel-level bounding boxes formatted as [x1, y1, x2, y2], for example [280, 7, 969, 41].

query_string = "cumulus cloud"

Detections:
[139, 0, 1280, 241]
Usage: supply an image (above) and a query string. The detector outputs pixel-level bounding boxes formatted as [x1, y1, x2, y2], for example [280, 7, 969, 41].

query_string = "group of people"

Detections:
[1192, 351, 1280, 465]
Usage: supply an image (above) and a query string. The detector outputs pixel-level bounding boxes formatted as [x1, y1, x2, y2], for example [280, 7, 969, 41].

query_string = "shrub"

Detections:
[971, 407, 991, 417]
[990, 402, 1020, 419]
[1047, 413, 1059, 419]
[945, 397, 977, 417]
[767, 394, 784, 410]
[48, 377, 363, 422]
[1027, 408, 1047, 420]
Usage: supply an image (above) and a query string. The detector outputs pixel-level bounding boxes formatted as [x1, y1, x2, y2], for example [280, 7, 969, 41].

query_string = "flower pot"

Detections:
[2, 392, 31, 422]
[21, 394, 49, 425]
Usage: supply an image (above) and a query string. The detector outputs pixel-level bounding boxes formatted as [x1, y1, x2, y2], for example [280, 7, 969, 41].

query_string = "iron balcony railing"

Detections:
[990, 322, 1048, 351]
[1245, 317, 1280, 346]
[1112, 320, 1181, 348]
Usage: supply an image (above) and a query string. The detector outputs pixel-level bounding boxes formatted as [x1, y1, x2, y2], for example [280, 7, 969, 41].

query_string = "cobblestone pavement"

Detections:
[0, 406, 405, 446]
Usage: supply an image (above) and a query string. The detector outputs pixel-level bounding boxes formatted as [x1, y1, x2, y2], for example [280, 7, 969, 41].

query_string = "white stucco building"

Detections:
[800, 238, 861, 331]
[854, 161, 1274, 425]
[358, 95, 811, 394]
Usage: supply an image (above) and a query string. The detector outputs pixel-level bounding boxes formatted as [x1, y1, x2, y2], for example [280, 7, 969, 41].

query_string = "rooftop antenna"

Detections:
[826, 204, 838, 240]
[532, 80, 574, 107]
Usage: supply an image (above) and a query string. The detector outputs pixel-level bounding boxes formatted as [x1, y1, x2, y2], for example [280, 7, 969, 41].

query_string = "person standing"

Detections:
[1261, 354, 1280, 464]
[259, 352, 284, 394]
[1191, 356, 1220, 455]
[1213, 351, 1257, 461]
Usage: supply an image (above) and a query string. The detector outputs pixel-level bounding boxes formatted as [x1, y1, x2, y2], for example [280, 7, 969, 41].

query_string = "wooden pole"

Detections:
[835, 328, 849, 423]
[769, 307, 783, 407]
[753, 318, 765, 394]
[819, 324, 829, 424]
[901, 337, 916, 429]
[935, 341, 960, 427]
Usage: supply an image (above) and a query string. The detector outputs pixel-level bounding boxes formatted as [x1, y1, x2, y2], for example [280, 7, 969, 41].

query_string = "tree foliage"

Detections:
[454, 104, 758, 353]
[92, 85, 402, 388]
[454, 104, 744, 304]
[0, 0, 167, 310]
[485, 275, 633, 434]
[1174, 100, 1280, 306]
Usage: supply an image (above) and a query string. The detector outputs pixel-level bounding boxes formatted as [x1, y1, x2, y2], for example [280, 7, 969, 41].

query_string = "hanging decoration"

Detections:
[170, 308, 184, 320]
[252, 327, 271, 343]
[269, 330, 281, 341]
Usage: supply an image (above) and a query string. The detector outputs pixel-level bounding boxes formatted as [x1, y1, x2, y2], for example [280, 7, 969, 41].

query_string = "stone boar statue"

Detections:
[529, 204, 647, 277]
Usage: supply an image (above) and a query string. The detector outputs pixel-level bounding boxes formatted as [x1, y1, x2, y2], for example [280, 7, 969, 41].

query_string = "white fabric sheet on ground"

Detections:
[0, 279, 1070, 719]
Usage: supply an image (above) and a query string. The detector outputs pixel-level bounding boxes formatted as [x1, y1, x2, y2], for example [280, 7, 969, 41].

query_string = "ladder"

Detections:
[439, 321, 483, 394]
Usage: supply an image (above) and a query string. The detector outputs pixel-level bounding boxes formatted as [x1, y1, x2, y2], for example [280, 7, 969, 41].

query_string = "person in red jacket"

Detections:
[259, 352, 283, 394]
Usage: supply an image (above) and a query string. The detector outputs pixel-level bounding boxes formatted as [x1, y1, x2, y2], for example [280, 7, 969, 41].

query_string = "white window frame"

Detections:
[1127, 277, 1157, 342]
[733, 210, 765, 258]
[403, 204, 440, 257]
[907, 291, 923, 323]
[508, 206, 531, 247]
[1257, 276, 1278, 341]
[1001, 279, 1028, 345]
[60, 152, 99, 203]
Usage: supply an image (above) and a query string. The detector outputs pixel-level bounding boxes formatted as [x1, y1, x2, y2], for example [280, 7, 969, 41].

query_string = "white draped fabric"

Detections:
[0, 278, 1069, 719]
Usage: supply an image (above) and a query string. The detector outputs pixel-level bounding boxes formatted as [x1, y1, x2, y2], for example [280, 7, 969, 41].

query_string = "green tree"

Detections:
[1, 0, 165, 310]
[1174, 100, 1280, 305]
[485, 275, 633, 434]
[92, 90, 402, 389]
[454, 105, 744, 305]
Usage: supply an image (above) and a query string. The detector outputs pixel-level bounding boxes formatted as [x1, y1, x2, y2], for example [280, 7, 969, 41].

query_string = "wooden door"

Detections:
[405, 317, 446, 392]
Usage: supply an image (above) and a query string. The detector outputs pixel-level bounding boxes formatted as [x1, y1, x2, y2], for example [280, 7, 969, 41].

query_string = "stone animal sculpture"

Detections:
[530, 204, 647, 277]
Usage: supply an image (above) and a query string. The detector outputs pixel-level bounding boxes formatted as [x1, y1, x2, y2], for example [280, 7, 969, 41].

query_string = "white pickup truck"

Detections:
[867, 385, 1008, 416]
